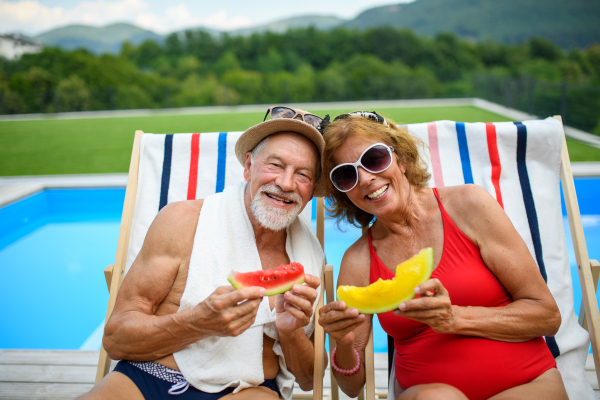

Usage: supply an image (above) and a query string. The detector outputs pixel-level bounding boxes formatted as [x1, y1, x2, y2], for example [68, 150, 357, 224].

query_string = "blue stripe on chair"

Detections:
[159, 134, 173, 211]
[215, 132, 227, 193]
[514, 122, 560, 358]
[455, 122, 474, 184]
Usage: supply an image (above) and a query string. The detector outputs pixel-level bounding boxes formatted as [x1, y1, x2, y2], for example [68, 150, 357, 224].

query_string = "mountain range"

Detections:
[30, 0, 600, 55]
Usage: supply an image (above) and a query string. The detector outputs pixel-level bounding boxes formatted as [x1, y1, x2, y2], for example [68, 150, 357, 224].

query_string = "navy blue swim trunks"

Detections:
[113, 360, 280, 399]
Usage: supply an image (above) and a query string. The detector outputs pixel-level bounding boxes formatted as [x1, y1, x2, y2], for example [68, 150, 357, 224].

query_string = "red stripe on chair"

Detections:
[485, 123, 504, 209]
[187, 133, 201, 200]
[427, 122, 444, 187]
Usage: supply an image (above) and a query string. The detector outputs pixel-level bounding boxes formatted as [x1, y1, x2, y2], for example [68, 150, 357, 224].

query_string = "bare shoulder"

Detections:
[436, 184, 495, 212]
[144, 200, 204, 250]
[436, 185, 507, 245]
[338, 232, 371, 287]
[119, 199, 205, 304]
[130, 199, 204, 274]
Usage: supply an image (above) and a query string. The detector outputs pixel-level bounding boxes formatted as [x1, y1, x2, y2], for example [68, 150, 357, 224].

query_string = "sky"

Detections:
[0, 0, 413, 36]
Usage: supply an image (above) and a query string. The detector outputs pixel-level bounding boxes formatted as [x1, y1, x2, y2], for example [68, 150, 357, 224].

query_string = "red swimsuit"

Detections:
[370, 188, 556, 400]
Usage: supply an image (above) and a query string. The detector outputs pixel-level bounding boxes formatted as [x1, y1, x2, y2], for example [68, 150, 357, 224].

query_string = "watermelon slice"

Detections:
[228, 262, 305, 296]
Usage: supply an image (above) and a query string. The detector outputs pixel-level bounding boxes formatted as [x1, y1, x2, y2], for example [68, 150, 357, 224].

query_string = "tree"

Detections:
[56, 75, 91, 111]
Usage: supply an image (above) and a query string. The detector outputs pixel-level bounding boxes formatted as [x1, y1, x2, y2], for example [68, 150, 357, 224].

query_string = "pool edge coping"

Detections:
[0, 173, 128, 207]
[1, 167, 598, 208]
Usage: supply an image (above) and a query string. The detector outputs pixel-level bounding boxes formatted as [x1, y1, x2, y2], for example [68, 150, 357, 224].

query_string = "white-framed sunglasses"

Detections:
[330, 143, 395, 192]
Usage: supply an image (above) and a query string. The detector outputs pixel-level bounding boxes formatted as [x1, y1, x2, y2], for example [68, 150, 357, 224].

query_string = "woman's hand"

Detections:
[318, 301, 366, 345]
[393, 278, 458, 334]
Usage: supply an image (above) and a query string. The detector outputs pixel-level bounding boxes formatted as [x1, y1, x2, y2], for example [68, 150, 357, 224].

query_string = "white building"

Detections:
[0, 34, 43, 60]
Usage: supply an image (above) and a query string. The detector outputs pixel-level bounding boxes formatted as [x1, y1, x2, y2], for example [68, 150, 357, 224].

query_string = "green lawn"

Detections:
[1, 105, 599, 176]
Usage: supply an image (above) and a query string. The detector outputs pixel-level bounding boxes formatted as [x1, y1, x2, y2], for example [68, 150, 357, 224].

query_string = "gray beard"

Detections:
[250, 184, 303, 231]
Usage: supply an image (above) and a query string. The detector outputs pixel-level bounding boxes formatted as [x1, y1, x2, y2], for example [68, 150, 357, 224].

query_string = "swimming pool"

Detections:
[0, 180, 598, 351]
[0, 188, 122, 350]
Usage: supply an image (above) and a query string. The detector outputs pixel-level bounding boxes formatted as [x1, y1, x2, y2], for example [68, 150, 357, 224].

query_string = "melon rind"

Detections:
[228, 274, 305, 296]
[337, 247, 434, 314]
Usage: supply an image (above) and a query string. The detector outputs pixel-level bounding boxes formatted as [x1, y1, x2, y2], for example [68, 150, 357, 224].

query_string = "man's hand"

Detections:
[190, 286, 266, 337]
[275, 274, 320, 334]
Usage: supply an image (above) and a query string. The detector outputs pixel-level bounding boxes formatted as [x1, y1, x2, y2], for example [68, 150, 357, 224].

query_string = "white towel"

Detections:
[173, 181, 324, 399]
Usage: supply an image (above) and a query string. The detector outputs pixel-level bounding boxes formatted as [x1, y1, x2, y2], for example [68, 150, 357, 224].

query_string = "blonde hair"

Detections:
[322, 114, 430, 228]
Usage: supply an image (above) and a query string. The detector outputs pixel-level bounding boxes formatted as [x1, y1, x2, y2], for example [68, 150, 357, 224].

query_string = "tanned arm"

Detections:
[103, 200, 266, 361]
[396, 185, 561, 341]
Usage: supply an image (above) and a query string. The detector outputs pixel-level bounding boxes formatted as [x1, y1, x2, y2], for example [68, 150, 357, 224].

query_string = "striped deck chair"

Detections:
[96, 130, 329, 400]
[325, 116, 599, 400]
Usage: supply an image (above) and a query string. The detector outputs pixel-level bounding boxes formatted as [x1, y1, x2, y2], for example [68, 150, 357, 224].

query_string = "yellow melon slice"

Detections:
[337, 247, 434, 314]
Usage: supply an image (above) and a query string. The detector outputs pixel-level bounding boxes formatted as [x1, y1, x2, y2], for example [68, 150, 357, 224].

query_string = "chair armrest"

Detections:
[105, 264, 114, 292]
[578, 259, 600, 330]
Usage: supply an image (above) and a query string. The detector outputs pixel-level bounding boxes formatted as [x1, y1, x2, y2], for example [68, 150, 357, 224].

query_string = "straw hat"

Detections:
[235, 118, 327, 197]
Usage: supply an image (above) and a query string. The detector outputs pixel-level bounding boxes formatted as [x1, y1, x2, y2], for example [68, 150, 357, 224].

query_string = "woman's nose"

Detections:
[357, 166, 375, 186]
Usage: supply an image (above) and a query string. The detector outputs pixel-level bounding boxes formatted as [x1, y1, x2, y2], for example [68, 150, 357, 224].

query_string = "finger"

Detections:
[320, 313, 365, 332]
[225, 312, 258, 336]
[414, 279, 448, 296]
[322, 316, 366, 335]
[303, 274, 321, 289]
[284, 291, 313, 316]
[283, 302, 310, 323]
[232, 297, 263, 316]
[318, 301, 348, 316]
[319, 307, 360, 325]
[224, 286, 267, 305]
[290, 284, 317, 304]
[399, 296, 445, 311]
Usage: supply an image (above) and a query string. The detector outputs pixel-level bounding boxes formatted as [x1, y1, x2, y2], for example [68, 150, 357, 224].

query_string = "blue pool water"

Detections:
[0, 188, 122, 350]
[0, 180, 598, 351]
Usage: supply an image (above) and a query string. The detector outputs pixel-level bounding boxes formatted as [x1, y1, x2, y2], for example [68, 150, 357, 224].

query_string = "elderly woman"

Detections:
[317, 112, 567, 400]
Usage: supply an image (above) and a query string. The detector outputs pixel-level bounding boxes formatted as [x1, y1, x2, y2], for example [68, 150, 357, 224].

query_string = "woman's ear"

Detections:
[398, 161, 406, 174]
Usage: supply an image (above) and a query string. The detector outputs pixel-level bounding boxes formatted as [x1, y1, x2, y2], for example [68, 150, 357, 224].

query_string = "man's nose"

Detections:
[276, 168, 295, 192]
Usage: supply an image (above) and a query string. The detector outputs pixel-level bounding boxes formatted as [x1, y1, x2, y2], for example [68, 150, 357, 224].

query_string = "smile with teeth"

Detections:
[265, 192, 294, 204]
[367, 184, 389, 200]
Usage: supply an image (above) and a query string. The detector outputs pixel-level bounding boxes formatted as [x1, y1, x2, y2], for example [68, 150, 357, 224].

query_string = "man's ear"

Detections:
[243, 152, 252, 182]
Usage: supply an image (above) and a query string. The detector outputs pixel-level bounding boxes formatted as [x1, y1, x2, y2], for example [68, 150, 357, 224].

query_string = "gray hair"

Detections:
[251, 136, 270, 163]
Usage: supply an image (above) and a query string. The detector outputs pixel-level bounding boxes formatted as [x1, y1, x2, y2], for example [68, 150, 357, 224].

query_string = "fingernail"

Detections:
[260, 289, 266, 296]
[414, 286, 420, 293]
[399, 303, 406, 310]
[350, 309, 358, 317]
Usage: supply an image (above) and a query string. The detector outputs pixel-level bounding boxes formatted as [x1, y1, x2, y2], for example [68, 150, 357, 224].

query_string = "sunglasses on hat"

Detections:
[264, 106, 324, 131]
[332, 111, 388, 126]
[330, 143, 395, 192]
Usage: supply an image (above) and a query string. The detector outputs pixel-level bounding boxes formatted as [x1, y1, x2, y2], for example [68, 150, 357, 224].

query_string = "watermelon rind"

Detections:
[228, 263, 306, 296]
[228, 274, 305, 296]
[337, 247, 434, 314]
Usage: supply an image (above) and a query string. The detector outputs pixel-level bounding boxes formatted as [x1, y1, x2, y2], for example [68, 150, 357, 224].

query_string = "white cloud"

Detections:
[202, 10, 251, 31]
[1, 0, 253, 35]
[0, 0, 148, 34]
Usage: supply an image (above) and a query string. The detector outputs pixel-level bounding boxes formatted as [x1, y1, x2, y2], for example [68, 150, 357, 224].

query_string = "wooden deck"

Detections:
[0, 350, 597, 399]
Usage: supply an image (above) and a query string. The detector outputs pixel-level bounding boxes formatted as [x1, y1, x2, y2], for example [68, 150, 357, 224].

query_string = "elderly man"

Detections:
[80, 108, 326, 400]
